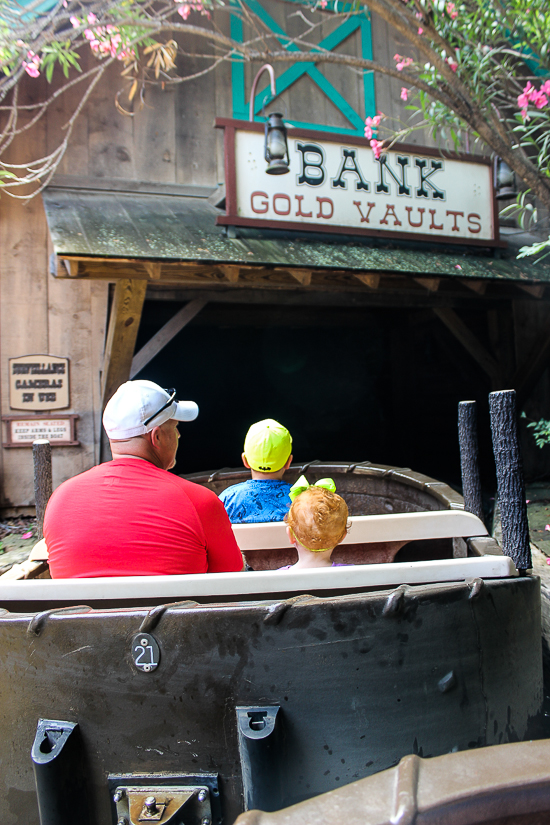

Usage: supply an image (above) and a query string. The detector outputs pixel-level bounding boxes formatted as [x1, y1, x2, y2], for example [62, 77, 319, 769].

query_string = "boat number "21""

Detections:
[131, 633, 160, 673]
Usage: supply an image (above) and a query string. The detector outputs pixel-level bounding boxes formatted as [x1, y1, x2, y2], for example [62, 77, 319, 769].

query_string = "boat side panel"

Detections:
[0, 576, 541, 825]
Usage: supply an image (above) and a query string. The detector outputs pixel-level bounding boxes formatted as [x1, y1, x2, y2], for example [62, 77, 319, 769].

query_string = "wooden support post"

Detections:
[130, 300, 207, 378]
[33, 439, 52, 541]
[355, 273, 380, 289]
[414, 277, 440, 292]
[101, 279, 148, 409]
[513, 325, 550, 408]
[433, 307, 499, 382]
[489, 389, 531, 571]
[458, 401, 484, 525]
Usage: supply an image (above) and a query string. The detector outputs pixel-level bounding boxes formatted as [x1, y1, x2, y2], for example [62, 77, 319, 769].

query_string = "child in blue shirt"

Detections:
[219, 419, 293, 523]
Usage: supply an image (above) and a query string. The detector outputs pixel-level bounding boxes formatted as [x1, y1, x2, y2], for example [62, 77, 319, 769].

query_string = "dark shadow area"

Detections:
[134, 299, 501, 489]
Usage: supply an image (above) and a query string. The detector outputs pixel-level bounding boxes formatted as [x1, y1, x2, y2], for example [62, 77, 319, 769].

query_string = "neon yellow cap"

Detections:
[244, 419, 292, 473]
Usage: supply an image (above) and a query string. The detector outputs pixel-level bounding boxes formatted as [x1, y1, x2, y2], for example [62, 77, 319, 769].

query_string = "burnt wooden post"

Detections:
[489, 390, 531, 571]
[458, 400, 484, 524]
[33, 439, 52, 541]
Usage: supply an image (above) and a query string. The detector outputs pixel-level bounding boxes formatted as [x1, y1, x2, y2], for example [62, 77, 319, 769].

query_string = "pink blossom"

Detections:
[16, 39, 25, 47]
[455, 264, 462, 270]
[177, 4, 191, 17]
[415, 12, 422, 19]
[320, 0, 328, 7]
[446, 3, 458, 18]
[400, 87, 408, 101]
[541, 80, 550, 96]
[87, 12, 97, 23]
[446, 57, 458, 72]
[545, 524, 550, 531]
[70, 15, 80, 27]
[394, 54, 414, 71]
[370, 139, 385, 159]
[21, 531, 33, 539]
[418, 27, 423, 34]
[24, 63, 40, 77]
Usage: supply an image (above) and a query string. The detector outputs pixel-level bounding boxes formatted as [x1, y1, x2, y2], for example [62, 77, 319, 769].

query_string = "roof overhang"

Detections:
[42, 186, 550, 299]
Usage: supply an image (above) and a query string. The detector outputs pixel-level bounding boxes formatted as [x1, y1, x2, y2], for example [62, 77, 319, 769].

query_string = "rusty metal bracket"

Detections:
[108, 774, 221, 825]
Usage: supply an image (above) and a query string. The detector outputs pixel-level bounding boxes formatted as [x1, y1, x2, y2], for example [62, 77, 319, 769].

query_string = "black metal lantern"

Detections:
[494, 157, 518, 200]
[265, 113, 290, 175]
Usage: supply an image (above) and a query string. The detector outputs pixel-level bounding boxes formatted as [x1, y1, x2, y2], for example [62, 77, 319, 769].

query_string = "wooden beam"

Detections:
[144, 262, 162, 280]
[460, 279, 487, 295]
[287, 268, 312, 286]
[514, 326, 550, 407]
[414, 277, 440, 292]
[433, 307, 499, 380]
[355, 273, 380, 289]
[101, 279, 148, 409]
[59, 257, 79, 277]
[516, 283, 545, 299]
[130, 300, 207, 378]
[220, 265, 240, 282]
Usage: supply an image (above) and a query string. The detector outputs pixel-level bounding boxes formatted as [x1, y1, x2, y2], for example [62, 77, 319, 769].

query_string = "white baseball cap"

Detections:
[103, 380, 199, 440]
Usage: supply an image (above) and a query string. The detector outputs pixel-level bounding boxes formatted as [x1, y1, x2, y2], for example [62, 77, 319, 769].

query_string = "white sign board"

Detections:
[10, 418, 72, 444]
[9, 354, 69, 411]
[219, 122, 497, 245]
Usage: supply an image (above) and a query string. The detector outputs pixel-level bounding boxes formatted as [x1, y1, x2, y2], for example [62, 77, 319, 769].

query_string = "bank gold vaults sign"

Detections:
[9, 355, 70, 411]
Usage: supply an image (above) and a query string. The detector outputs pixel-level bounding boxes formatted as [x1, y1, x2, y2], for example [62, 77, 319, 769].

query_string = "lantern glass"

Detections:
[265, 112, 290, 175]
[494, 157, 518, 200]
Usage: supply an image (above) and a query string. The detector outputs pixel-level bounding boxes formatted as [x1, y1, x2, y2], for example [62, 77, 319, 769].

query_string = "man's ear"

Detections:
[150, 426, 162, 449]
[242, 452, 251, 469]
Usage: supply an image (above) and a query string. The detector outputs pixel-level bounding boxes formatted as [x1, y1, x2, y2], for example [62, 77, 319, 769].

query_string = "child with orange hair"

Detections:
[282, 476, 349, 569]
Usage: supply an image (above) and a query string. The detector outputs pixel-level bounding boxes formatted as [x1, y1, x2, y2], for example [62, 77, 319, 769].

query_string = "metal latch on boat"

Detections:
[112, 785, 211, 825]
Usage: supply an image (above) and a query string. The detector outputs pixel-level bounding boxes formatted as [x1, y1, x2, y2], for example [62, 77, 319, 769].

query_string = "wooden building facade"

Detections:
[1, 3, 550, 511]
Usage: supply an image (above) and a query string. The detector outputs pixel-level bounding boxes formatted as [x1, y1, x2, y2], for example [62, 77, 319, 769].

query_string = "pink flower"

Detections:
[541, 80, 550, 96]
[446, 57, 458, 72]
[415, 12, 423, 19]
[87, 12, 97, 23]
[320, 0, 328, 6]
[455, 264, 462, 270]
[370, 139, 385, 159]
[545, 524, 550, 531]
[70, 15, 79, 27]
[177, 4, 191, 17]
[394, 54, 414, 71]
[24, 63, 40, 77]
[400, 87, 408, 101]
[418, 27, 423, 34]
[446, 3, 458, 18]
[21, 531, 33, 539]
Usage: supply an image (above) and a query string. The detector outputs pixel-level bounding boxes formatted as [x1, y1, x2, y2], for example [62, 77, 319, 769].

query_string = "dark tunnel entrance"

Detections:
[132, 297, 501, 493]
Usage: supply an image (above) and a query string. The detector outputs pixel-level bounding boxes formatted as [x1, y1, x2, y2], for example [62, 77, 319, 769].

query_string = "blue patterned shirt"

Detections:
[219, 479, 292, 524]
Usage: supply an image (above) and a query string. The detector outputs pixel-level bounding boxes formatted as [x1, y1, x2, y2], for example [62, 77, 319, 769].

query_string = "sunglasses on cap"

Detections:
[144, 388, 177, 427]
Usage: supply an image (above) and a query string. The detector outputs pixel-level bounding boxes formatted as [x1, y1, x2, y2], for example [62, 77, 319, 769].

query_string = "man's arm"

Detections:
[200, 492, 246, 572]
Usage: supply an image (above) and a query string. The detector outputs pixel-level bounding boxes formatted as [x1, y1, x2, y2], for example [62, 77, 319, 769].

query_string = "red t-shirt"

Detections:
[44, 458, 244, 578]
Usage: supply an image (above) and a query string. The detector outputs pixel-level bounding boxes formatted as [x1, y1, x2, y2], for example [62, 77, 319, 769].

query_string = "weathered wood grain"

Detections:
[101, 279, 148, 408]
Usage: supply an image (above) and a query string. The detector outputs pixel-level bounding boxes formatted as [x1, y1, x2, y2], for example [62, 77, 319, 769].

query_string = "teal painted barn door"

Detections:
[231, 0, 376, 136]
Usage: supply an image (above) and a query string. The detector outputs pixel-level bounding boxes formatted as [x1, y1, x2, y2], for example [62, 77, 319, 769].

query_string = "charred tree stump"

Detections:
[489, 390, 531, 571]
[33, 439, 52, 541]
[458, 400, 484, 525]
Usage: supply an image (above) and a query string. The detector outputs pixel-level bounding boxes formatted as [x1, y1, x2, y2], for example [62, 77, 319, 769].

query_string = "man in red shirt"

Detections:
[44, 380, 244, 578]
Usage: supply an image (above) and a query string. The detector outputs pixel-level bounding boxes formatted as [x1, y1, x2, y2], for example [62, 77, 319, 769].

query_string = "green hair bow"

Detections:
[289, 475, 336, 502]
